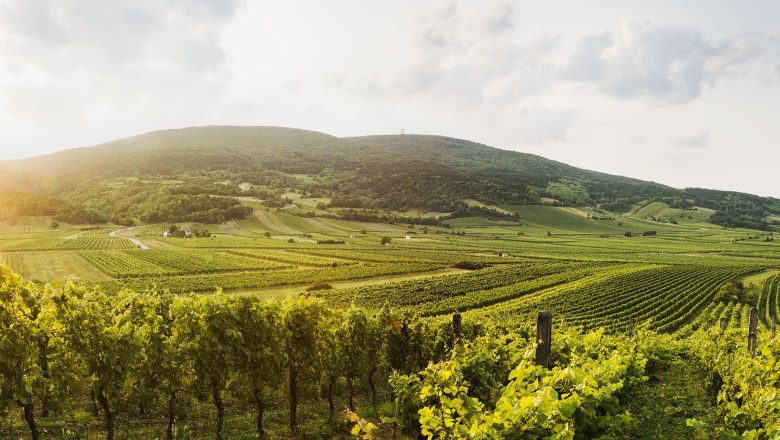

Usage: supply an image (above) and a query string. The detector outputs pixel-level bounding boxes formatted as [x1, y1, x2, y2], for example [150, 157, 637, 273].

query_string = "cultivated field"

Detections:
[2, 204, 778, 332]
[2, 203, 780, 439]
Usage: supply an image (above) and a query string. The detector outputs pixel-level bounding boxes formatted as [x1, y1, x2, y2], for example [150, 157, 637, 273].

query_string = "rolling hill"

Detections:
[0, 125, 778, 230]
[7, 126, 369, 186]
[352, 134, 662, 187]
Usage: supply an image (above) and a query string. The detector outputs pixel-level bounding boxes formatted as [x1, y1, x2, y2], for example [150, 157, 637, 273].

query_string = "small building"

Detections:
[498, 251, 510, 257]
[405, 236, 411, 240]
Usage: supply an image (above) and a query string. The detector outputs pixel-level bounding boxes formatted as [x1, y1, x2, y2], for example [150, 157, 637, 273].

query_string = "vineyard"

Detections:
[689, 324, 780, 438]
[0, 267, 690, 440]
[0, 236, 138, 251]
[315, 261, 604, 309]
[758, 274, 780, 328]
[0, 207, 779, 438]
[3, 265, 779, 439]
[128, 250, 292, 274]
[80, 250, 293, 278]
[91, 261, 447, 293]
[228, 248, 359, 267]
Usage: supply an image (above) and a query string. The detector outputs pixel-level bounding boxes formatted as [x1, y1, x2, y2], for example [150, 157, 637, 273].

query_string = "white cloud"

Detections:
[388, 4, 557, 107]
[0, 0, 244, 138]
[563, 21, 766, 103]
[562, 32, 613, 81]
[483, 3, 515, 34]
[675, 132, 710, 149]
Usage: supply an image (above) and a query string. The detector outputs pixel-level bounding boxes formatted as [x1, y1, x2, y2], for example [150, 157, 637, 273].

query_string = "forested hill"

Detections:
[349, 134, 682, 213]
[351, 134, 662, 188]
[1, 125, 778, 229]
[8, 126, 370, 184]
[8, 127, 657, 189]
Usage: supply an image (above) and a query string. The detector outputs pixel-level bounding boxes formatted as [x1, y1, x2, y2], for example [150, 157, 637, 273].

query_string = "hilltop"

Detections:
[352, 134, 659, 187]
[0, 125, 778, 229]
[8, 126, 368, 186]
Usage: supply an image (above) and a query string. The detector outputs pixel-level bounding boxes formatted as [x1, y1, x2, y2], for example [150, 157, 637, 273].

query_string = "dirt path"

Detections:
[624, 356, 718, 439]
[109, 227, 150, 250]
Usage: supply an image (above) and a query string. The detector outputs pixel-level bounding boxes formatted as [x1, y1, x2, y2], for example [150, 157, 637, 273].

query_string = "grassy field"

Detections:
[1, 251, 113, 281]
[631, 201, 715, 224]
[500, 205, 687, 235]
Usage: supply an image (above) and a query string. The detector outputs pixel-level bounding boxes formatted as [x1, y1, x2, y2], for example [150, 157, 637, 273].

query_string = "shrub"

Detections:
[306, 281, 334, 291]
[453, 261, 486, 270]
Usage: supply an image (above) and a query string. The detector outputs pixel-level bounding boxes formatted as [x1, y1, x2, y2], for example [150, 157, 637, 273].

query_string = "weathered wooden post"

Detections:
[628, 318, 636, 338]
[399, 320, 411, 374]
[289, 360, 298, 433]
[748, 307, 759, 356]
[452, 313, 462, 348]
[717, 317, 728, 341]
[773, 316, 777, 339]
[536, 311, 552, 369]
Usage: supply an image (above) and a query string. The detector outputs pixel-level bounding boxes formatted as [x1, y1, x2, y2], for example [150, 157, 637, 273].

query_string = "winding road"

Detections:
[109, 227, 150, 250]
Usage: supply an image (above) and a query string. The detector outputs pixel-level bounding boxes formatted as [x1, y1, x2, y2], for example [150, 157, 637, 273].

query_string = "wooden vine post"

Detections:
[628, 318, 636, 338]
[536, 311, 552, 369]
[452, 313, 462, 348]
[748, 307, 759, 356]
[773, 316, 777, 339]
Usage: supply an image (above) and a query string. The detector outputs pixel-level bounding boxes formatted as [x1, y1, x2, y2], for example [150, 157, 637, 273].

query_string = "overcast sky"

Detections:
[1, 0, 779, 196]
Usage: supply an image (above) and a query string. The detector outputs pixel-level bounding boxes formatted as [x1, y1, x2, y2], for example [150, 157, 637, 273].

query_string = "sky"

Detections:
[1, 0, 779, 197]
